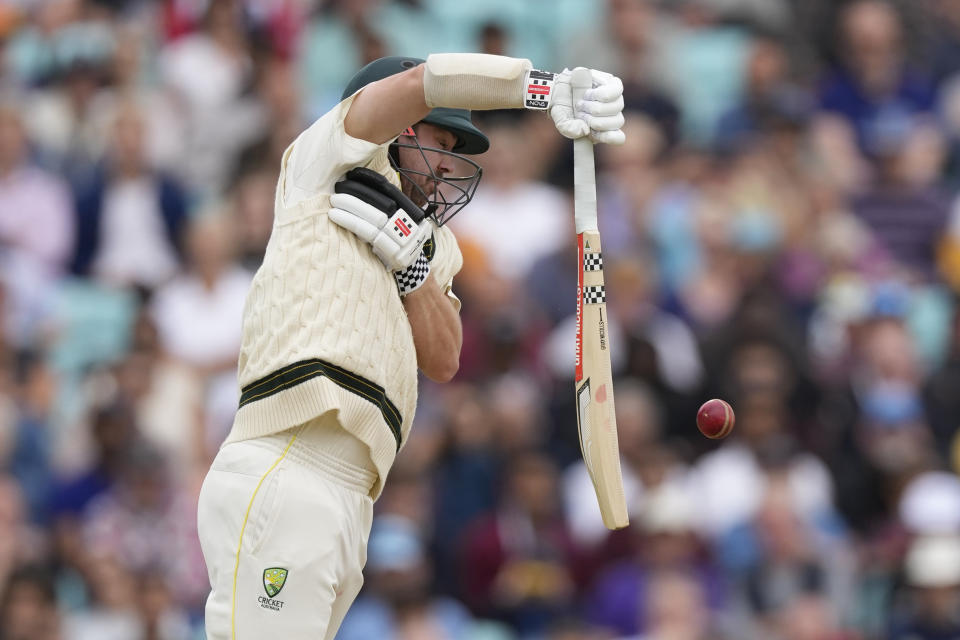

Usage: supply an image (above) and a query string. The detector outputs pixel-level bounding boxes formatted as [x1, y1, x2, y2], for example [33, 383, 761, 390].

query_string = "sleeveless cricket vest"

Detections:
[225, 94, 463, 499]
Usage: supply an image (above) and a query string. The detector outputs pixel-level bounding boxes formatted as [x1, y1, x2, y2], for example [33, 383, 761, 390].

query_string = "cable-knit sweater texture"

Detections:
[224, 94, 463, 498]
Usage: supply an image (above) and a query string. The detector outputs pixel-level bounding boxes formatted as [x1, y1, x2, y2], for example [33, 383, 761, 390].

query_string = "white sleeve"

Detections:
[281, 92, 392, 208]
[444, 285, 461, 312]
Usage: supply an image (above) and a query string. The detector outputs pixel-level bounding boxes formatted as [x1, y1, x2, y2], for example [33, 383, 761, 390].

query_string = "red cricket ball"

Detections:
[696, 399, 735, 439]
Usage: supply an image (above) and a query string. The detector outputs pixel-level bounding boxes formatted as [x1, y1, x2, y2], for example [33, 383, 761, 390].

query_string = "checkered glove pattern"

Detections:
[394, 251, 431, 296]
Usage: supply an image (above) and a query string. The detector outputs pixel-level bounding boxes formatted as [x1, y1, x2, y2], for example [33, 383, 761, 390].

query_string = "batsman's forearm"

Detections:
[345, 54, 547, 145]
[402, 275, 462, 383]
[344, 65, 431, 145]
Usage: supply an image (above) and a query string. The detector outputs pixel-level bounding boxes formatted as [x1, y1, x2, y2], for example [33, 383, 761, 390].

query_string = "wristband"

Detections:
[395, 252, 430, 296]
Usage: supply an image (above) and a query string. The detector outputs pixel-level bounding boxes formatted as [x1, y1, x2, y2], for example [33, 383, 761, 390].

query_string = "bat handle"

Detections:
[570, 67, 597, 234]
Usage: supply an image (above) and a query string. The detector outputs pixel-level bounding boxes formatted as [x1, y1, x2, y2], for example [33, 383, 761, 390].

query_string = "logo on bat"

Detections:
[575, 236, 585, 381]
[598, 308, 606, 351]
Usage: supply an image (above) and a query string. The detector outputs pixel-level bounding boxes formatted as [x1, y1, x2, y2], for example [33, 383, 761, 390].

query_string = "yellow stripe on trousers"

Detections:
[231, 433, 298, 639]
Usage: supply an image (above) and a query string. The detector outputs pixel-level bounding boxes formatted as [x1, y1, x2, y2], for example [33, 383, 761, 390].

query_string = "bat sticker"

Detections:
[598, 308, 606, 351]
[583, 252, 603, 271]
[576, 379, 594, 475]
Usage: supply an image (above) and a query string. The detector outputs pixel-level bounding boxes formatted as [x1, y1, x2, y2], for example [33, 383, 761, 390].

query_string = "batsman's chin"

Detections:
[412, 185, 434, 208]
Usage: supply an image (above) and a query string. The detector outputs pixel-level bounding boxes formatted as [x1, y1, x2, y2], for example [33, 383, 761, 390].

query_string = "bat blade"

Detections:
[570, 67, 628, 530]
[575, 230, 629, 530]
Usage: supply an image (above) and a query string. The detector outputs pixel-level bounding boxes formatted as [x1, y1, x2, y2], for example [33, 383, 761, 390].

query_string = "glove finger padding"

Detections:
[549, 75, 590, 140]
[584, 71, 623, 101]
[343, 167, 425, 224]
[333, 178, 397, 214]
[328, 204, 381, 244]
[577, 95, 624, 117]
[330, 192, 393, 232]
[580, 112, 625, 132]
[590, 129, 626, 145]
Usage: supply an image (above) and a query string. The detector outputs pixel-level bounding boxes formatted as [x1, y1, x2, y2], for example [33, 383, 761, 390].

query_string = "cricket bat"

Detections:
[571, 67, 629, 530]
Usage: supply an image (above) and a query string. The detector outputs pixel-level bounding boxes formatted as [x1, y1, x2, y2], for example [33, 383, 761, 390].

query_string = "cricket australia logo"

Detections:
[258, 568, 288, 611]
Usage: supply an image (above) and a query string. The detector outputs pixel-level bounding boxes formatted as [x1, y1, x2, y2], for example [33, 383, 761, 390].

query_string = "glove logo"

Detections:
[393, 215, 413, 238]
[528, 82, 550, 96]
[525, 69, 555, 109]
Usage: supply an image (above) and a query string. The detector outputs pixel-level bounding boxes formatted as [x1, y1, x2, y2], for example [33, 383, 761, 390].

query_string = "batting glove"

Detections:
[524, 67, 626, 145]
[330, 168, 432, 295]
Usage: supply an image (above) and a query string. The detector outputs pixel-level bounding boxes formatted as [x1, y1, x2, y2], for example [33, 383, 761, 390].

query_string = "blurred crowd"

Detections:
[1, 0, 960, 638]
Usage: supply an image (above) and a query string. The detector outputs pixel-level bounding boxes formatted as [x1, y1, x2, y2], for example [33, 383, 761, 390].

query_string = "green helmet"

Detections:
[341, 56, 489, 155]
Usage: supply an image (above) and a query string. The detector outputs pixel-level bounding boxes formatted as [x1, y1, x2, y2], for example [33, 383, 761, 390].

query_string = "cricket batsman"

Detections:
[196, 53, 626, 638]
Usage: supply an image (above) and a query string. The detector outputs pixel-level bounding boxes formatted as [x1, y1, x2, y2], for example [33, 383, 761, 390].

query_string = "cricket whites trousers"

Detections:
[197, 412, 377, 639]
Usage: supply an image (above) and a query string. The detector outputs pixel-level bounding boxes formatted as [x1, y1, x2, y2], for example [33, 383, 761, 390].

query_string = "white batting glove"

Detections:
[524, 67, 626, 145]
[329, 192, 431, 273]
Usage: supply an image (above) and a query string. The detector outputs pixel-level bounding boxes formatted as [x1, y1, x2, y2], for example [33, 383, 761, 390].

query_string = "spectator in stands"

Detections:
[584, 484, 724, 637]
[431, 383, 501, 592]
[61, 552, 139, 639]
[459, 449, 586, 637]
[562, 0, 672, 102]
[920, 0, 960, 85]
[71, 102, 189, 289]
[830, 314, 941, 536]
[719, 474, 856, 637]
[0, 474, 48, 597]
[0, 101, 74, 275]
[775, 593, 859, 640]
[924, 304, 960, 459]
[0, 565, 61, 640]
[51, 401, 136, 519]
[848, 118, 949, 279]
[338, 515, 511, 640]
[148, 213, 251, 457]
[24, 53, 114, 190]
[593, 113, 667, 260]
[6, 350, 55, 524]
[230, 54, 303, 183]
[819, 1, 937, 157]
[634, 568, 724, 640]
[655, 0, 753, 144]
[887, 534, 960, 639]
[135, 568, 194, 640]
[228, 166, 275, 270]
[158, 0, 266, 197]
[149, 214, 250, 377]
[80, 441, 206, 608]
[450, 114, 570, 285]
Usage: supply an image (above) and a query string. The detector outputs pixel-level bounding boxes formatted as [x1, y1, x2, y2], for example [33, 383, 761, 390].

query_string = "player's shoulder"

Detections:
[432, 222, 460, 244]
[428, 223, 462, 257]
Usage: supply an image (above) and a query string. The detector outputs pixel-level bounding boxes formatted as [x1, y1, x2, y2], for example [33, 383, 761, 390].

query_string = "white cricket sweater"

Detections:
[224, 94, 463, 499]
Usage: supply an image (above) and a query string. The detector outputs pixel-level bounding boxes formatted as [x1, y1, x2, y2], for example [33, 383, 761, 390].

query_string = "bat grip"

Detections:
[570, 68, 597, 234]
